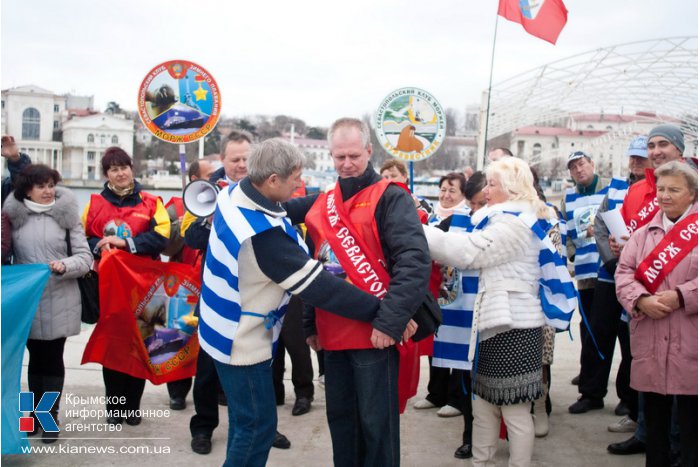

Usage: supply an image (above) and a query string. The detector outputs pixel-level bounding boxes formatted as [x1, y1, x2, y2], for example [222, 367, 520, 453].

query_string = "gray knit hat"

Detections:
[648, 124, 685, 153]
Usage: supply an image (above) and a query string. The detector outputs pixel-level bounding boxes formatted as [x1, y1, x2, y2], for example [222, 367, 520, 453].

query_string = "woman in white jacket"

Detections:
[424, 157, 553, 467]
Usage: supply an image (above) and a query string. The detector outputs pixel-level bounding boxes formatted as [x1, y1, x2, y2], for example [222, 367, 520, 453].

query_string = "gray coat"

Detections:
[4, 186, 92, 340]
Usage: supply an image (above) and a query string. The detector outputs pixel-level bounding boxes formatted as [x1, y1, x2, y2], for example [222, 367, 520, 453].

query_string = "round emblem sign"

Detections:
[374, 87, 446, 162]
[138, 60, 221, 143]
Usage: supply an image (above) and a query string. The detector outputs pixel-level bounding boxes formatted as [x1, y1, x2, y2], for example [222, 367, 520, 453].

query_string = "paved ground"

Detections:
[3, 313, 643, 466]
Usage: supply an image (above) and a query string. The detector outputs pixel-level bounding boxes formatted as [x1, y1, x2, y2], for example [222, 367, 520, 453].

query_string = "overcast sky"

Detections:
[1, 0, 697, 127]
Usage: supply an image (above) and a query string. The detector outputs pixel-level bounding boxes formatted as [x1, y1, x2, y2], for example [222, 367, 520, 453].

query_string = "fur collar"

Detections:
[3, 186, 81, 230]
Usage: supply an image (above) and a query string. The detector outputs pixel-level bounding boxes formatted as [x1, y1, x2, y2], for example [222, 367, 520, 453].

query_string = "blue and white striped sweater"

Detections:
[199, 185, 307, 364]
[564, 182, 609, 280]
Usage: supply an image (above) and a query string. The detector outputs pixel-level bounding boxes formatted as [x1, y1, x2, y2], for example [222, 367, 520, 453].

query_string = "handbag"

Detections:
[65, 230, 100, 324]
[411, 290, 442, 342]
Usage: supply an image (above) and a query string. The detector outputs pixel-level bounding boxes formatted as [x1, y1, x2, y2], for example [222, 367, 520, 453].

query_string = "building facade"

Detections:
[1, 85, 65, 170]
[62, 114, 134, 180]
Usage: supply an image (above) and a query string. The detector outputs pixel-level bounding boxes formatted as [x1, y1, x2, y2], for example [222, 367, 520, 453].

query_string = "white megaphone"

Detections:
[183, 179, 220, 218]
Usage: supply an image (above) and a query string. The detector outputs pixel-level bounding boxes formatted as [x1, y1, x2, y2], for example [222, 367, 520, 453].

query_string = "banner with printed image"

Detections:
[82, 250, 200, 384]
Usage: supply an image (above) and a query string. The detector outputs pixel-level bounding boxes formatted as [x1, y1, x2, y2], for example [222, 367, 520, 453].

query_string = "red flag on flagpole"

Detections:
[498, 0, 568, 45]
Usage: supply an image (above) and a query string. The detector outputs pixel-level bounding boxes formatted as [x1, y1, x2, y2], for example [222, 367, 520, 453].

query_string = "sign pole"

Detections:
[409, 161, 414, 193]
[179, 144, 187, 189]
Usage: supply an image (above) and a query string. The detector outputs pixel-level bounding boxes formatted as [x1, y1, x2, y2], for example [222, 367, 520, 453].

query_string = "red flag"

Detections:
[82, 250, 201, 384]
[498, 0, 568, 45]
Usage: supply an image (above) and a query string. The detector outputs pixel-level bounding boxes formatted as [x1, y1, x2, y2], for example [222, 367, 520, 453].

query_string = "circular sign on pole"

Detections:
[374, 87, 446, 162]
[138, 60, 221, 143]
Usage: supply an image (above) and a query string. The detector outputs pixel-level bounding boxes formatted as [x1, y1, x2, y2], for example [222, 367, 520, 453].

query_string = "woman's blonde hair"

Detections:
[485, 157, 552, 218]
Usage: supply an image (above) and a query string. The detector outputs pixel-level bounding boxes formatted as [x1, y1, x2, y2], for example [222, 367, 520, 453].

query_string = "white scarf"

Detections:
[23, 198, 55, 213]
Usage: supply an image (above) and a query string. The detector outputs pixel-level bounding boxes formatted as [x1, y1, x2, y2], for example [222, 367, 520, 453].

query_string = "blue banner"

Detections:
[1, 264, 50, 454]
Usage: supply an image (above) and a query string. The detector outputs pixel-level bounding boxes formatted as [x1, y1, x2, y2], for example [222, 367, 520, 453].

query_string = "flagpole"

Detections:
[478, 11, 500, 170]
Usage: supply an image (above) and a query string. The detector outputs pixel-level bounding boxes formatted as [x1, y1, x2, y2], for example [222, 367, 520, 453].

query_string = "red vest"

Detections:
[85, 192, 159, 242]
[165, 196, 202, 268]
[305, 180, 390, 350]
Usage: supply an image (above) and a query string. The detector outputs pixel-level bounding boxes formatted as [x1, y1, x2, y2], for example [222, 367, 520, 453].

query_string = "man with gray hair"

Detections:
[290, 117, 430, 466]
[200, 138, 383, 466]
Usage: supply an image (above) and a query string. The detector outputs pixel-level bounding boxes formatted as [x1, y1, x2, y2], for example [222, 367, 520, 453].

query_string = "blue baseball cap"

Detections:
[625, 135, 648, 158]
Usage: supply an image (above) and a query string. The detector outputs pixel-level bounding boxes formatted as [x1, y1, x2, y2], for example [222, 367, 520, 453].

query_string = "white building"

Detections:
[295, 137, 332, 172]
[62, 114, 134, 180]
[1, 85, 65, 170]
[508, 112, 688, 176]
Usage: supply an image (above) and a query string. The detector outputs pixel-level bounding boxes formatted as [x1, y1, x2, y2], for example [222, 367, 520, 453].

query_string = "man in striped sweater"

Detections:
[199, 138, 382, 467]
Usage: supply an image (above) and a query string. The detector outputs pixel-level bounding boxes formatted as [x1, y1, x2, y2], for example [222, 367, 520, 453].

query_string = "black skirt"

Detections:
[472, 327, 543, 406]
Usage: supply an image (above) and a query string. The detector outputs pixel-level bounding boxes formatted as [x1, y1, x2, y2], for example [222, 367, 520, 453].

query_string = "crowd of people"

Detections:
[1, 120, 696, 467]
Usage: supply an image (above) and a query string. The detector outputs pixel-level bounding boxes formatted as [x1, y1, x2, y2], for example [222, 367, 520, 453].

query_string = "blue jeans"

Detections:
[214, 359, 277, 467]
[324, 347, 400, 467]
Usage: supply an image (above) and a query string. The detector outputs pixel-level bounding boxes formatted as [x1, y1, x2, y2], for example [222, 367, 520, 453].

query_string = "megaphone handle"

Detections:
[180, 144, 187, 189]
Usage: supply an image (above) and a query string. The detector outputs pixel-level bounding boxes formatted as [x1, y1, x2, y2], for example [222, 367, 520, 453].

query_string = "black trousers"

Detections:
[425, 359, 464, 409]
[26, 338, 67, 378]
[273, 296, 314, 402]
[102, 368, 145, 415]
[167, 377, 193, 400]
[579, 280, 637, 410]
[189, 348, 220, 438]
[460, 371, 473, 445]
[576, 287, 595, 376]
[26, 338, 67, 416]
[644, 393, 697, 467]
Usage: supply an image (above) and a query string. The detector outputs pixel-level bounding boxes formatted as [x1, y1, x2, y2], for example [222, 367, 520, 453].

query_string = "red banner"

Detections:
[498, 0, 568, 45]
[634, 213, 698, 294]
[82, 250, 201, 384]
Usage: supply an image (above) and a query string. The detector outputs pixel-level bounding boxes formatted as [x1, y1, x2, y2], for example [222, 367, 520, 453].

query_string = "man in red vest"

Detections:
[296, 118, 431, 466]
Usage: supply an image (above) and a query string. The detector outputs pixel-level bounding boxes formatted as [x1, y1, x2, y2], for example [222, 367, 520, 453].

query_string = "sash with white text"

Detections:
[627, 196, 659, 234]
[634, 213, 698, 294]
[319, 183, 391, 298]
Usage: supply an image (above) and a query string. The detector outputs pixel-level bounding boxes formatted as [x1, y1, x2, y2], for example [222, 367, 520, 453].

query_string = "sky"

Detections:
[1, 0, 697, 127]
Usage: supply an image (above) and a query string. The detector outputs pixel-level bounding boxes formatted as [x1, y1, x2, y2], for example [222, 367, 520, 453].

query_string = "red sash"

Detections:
[321, 182, 391, 298]
[622, 169, 659, 234]
[634, 213, 698, 294]
[306, 180, 390, 350]
[627, 196, 659, 234]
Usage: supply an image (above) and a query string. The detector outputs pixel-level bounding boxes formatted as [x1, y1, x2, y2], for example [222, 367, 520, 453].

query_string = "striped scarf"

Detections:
[432, 208, 487, 370]
[198, 184, 307, 364]
[479, 209, 577, 332]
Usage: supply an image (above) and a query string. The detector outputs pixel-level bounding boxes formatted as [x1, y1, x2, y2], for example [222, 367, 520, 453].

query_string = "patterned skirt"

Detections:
[472, 327, 543, 406]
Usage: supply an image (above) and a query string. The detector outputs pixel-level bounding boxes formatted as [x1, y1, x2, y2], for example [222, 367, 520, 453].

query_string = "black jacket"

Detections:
[1, 152, 31, 206]
[288, 165, 431, 342]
